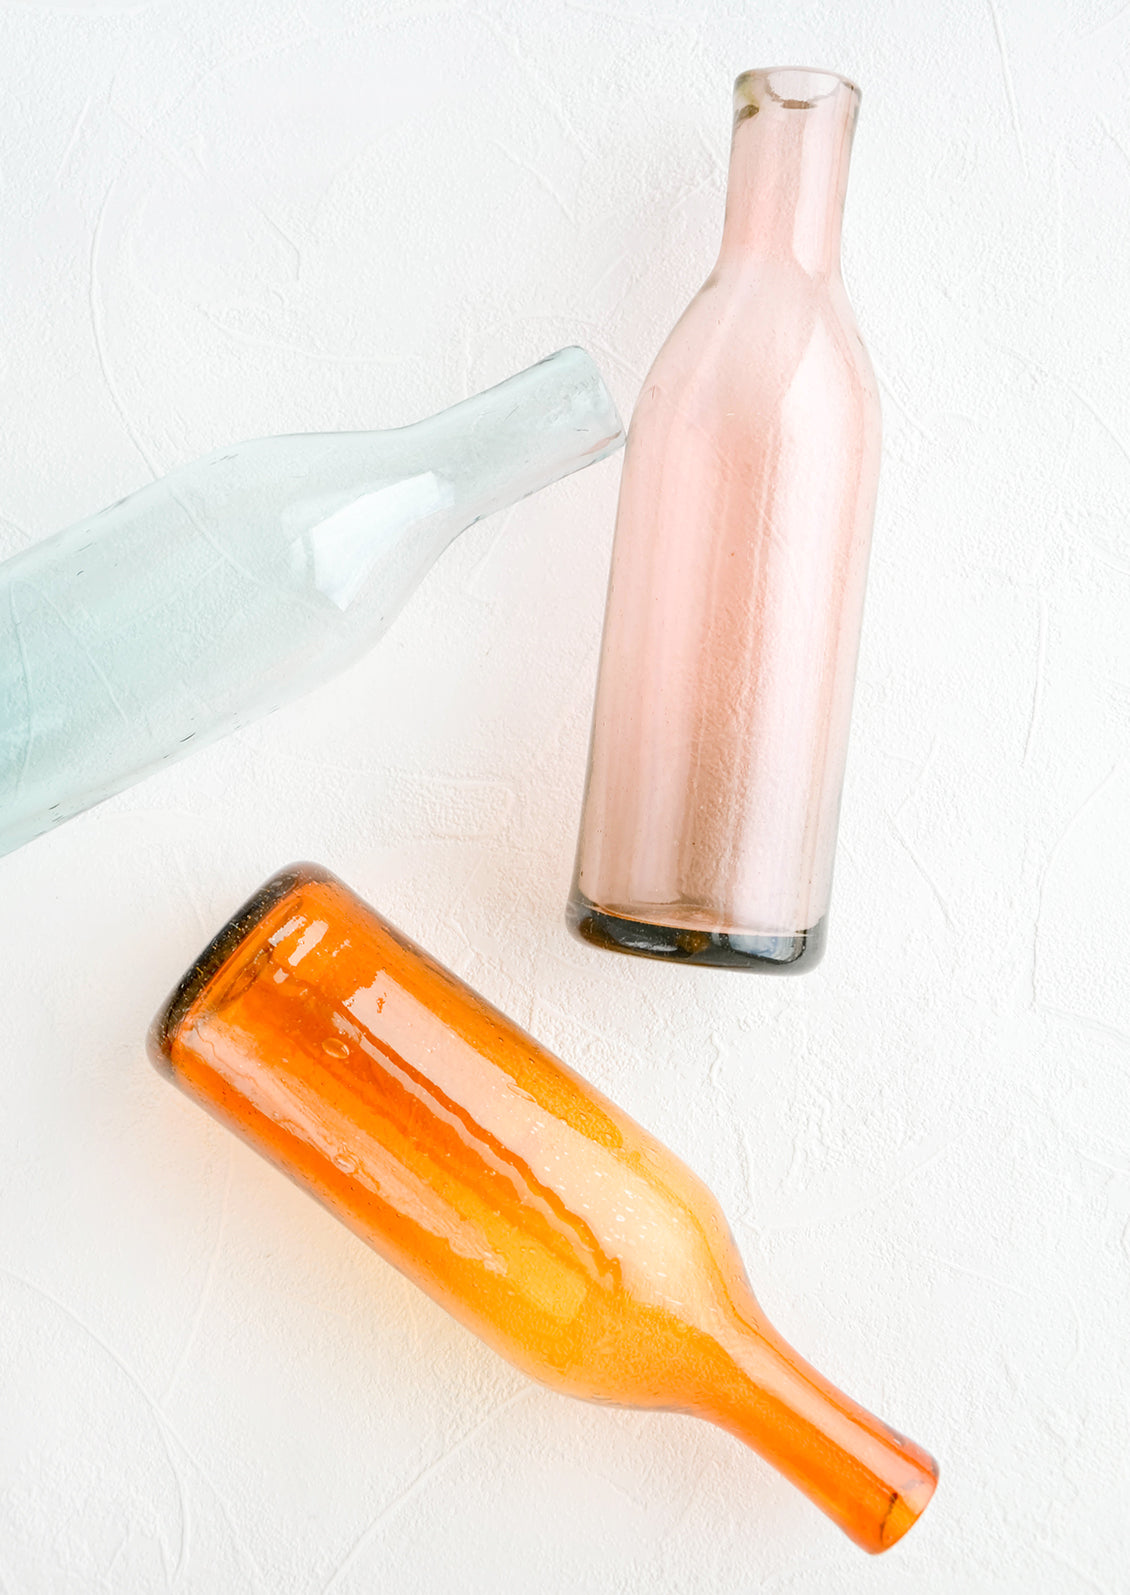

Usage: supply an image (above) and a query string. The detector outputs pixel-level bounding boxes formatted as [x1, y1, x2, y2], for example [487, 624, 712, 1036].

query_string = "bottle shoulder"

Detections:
[642, 266, 878, 414]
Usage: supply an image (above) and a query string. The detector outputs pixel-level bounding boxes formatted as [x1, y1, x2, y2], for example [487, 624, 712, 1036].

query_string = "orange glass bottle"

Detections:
[149, 864, 937, 1553]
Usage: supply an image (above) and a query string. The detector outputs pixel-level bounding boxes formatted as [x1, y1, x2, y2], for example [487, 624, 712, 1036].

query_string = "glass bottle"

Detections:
[569, 69, 880, 971]
[0, 348, 623, 858]
[150, 862, 937, 1554]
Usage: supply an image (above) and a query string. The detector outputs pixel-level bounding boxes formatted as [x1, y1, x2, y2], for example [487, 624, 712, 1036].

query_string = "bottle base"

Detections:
[566, 890, 825, 973]
[147, 862, 338, 1071]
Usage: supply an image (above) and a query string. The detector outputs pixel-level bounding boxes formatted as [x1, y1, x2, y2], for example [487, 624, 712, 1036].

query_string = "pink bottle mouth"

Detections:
[734, 66, 862, 112]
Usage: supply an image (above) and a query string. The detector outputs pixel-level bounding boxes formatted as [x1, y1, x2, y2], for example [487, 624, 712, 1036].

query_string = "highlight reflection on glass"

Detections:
[150, 863, 937, 1553]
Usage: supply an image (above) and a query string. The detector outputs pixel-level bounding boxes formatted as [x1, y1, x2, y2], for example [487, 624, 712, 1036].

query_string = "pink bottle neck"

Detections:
[717, 68, 860, 278]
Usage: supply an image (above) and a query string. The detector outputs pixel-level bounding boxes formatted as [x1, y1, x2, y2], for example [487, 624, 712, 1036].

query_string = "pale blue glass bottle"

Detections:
[0, 348, 623, 857]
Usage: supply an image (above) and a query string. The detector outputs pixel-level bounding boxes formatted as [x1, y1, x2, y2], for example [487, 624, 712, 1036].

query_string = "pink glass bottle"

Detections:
[570, 68, 880, 971]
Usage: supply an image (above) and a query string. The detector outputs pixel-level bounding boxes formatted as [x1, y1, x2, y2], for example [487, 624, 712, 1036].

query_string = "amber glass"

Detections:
[149, 864, 936, 1553]
[570, 69, 881, 971]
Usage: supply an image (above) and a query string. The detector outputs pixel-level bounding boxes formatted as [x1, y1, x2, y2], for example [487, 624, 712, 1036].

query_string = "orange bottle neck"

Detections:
[691, 1308, 936, 1553]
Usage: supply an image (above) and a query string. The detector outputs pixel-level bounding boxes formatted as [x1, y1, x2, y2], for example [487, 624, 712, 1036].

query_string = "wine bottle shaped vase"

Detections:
[0, 348, 623, 857]
[151, 862, 938, 1554]
[570, 69, 880, 972]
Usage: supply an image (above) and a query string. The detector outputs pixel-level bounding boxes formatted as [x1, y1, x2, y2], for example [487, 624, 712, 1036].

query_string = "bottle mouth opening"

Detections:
[734, 66, 861, 115]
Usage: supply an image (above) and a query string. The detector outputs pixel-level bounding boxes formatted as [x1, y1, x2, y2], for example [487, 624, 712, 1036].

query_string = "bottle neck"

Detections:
[406, 346, 624, 525]
[300, 348, 622, 617]
[717, 68, 860, 278]
[700, 1308, 937, 1553]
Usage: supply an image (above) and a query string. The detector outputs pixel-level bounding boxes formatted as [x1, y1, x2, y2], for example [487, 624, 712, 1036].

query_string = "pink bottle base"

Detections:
[566, 887, 825, 972]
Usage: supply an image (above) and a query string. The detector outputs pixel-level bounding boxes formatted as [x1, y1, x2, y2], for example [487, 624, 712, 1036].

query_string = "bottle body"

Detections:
[150, 862, 937, 1553]
[0, 348, 622, 857]
[570, 71, 879, 970]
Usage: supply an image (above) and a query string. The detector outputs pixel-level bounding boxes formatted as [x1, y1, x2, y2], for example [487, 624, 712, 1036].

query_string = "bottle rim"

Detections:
[733, 66, 861, 113]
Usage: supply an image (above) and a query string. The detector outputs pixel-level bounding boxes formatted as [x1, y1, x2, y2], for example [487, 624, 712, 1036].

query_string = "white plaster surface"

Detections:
[0, 1, 1127, 1589]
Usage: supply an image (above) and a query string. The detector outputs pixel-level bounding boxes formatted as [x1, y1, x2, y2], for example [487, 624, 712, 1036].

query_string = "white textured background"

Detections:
[1, 1, 1128, 1590]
